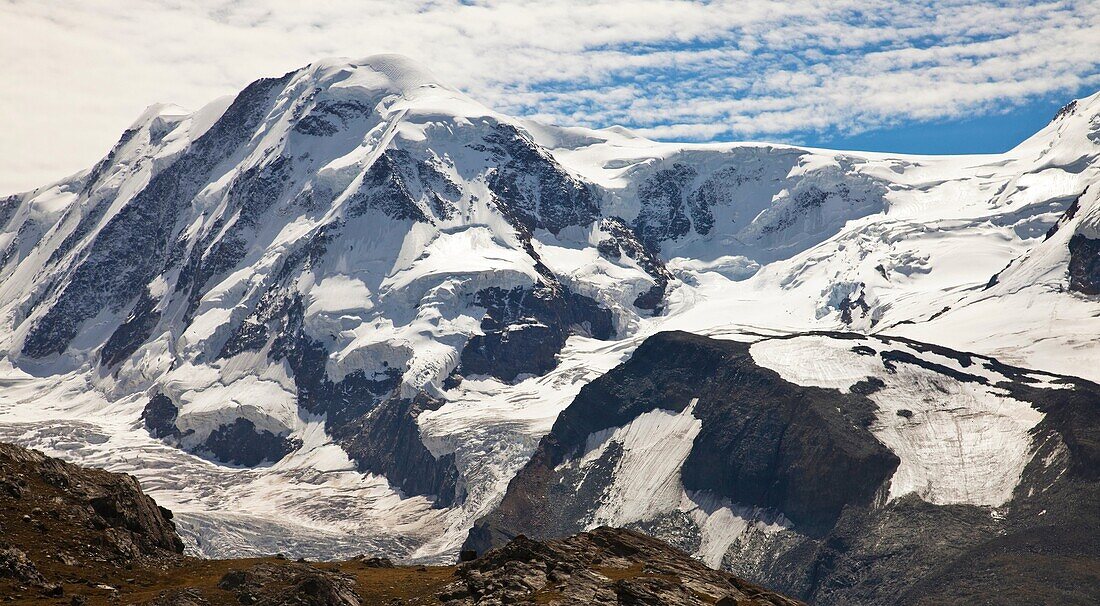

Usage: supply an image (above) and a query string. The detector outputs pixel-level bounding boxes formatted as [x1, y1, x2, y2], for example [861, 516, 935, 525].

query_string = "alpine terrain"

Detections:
[1, 55, 1098, 604]
[0, 440, 802, 605]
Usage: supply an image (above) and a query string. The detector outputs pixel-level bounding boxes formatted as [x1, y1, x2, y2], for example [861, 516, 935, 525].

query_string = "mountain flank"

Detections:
[468, 330, 1100, 605]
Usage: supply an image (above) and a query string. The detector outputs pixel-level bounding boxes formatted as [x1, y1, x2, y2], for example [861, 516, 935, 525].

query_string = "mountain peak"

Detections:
[304, 53, 451, 98]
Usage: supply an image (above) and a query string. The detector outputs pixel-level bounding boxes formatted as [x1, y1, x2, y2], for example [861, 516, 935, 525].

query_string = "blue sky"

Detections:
[3, 1, 1099, 192]
[806, 89, 1090, 155]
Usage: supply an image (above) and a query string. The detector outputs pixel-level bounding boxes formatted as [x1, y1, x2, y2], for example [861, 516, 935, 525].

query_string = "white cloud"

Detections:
[1, 0, 1098, 193]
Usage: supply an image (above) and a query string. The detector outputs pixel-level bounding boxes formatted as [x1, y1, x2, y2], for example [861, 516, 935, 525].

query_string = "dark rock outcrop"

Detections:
[1068, 233, 1100, 294]
[596, 216, 675, 312]
[262, 291, 459, 504]
[0, 442, 183, 559]
[460, 284, 614, 382]
[759, 185, 834, 235]
[328, 394, 462, 505]
[441, 527, 804, 606]
[0, 442, 184, 600]
[0, 440, 375, 605]
[1054, 99, 1078, 121]
[0, 545, 46, 587]
[177, 154, 297, 323]
[218, 562, 361, 606]
[294, 99, 372, 137]
[466, 331, 898, 553]
[347, 149, 433, 223]
[354, 556, 394, 568]
[100, 290, 161, 368]
[479, 123, 600, 235]
[179, 218, 460, 495]
[467, 330, 1100, 605]
[202, 418, 301, 467]
[142, 393, 182, 439]
[457, 127, 617, 381]
[141, 394, 299, 468]
[633, 164, 697, 250]
[216, 224, 337, 363]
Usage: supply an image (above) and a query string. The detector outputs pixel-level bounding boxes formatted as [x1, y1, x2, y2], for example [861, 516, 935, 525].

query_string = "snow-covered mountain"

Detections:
[0, 55, 1098, 601]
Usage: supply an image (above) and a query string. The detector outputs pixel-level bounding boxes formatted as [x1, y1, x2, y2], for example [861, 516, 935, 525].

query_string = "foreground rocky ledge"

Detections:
[0, 441, 800, 605]
[439, 527, 802, 605]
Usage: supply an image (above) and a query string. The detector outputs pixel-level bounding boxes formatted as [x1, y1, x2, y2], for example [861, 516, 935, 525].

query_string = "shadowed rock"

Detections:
[218, 562, 361, 606]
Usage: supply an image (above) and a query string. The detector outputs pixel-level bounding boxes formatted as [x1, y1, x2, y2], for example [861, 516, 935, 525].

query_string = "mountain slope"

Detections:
[467, 331, 1100, 604]
[0, 54, 1097, 570]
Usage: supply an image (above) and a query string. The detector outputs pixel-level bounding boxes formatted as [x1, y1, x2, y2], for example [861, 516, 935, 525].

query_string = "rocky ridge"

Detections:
[0, 441, 183, 601]
[440, 526, 803, 606]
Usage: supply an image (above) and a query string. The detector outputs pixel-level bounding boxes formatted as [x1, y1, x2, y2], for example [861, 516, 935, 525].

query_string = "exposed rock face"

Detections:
[0, 442, 183, 600]
[460, 284, 614, 382]
[100, 291, 162, 368]
[354, 556, 395, 568]
[0, 546, 46, 587]
[634, 164, 697, 250]
[218, 562, 362, 606]
[770, 334, 1100, 605]
[466, 330, 1100, 605]
[1068, 234, 1100, 294]
[142, 393, 182, 439]
[0, 442, 183, 559]
[141, 393, 301, 468]
[330, 394, 461, 506]
[347, 149, 435, 223]
[441, 527, 804, 606]
[294, 99, 373, 137]
[467, 331, 898, 551]
[266, 293, 460, 504]
[176, 154, 298, 321]
[46, 126, 141, 268]
[596, 216, 674, 312]
[1044, 191, 1083, 240]
[203, 418, 301, 467]
[480, 123, 601, 235]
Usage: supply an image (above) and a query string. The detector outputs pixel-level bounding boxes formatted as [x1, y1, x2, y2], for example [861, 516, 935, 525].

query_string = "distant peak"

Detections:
[1052, 90, 1100, 123]
[350, 54, 438, 82]
[305, 53, 448, 97]
[128, 103, 191, 130]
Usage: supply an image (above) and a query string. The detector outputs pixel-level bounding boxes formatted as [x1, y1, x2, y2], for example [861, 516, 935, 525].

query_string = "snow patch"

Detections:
[750, 336, 1044, 507]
